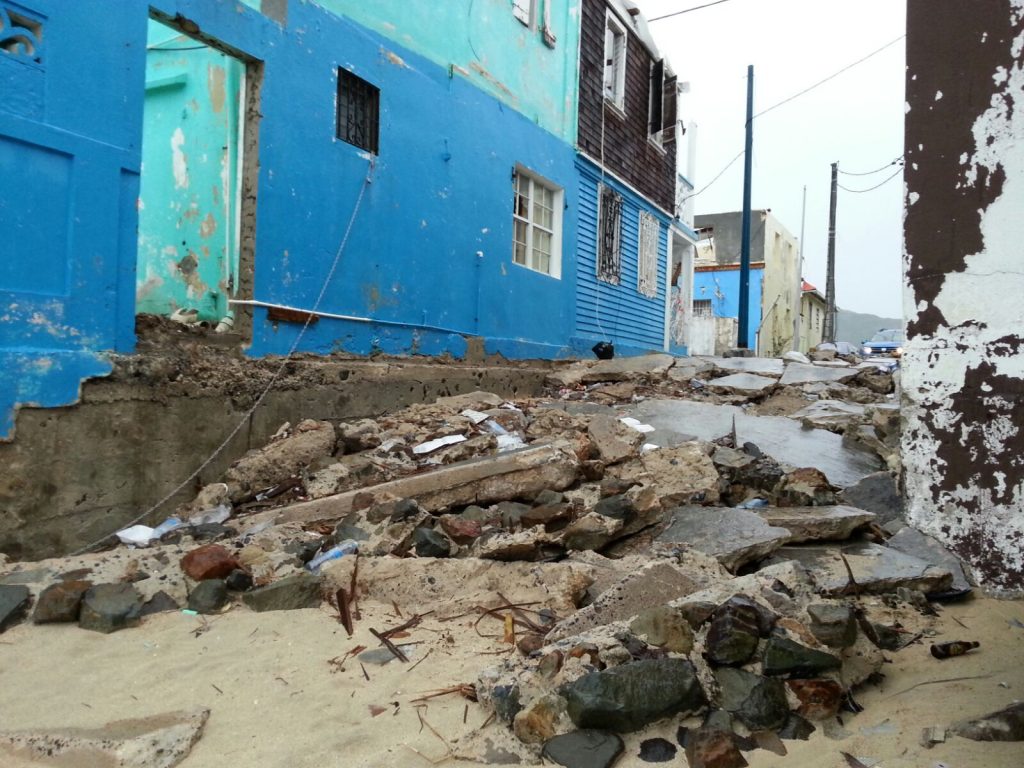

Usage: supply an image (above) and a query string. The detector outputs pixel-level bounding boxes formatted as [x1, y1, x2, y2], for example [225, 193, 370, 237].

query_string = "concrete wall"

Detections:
[799, 291, 826, 354]
[692, 265, 764, 351]
[903, 0, 1024, 593]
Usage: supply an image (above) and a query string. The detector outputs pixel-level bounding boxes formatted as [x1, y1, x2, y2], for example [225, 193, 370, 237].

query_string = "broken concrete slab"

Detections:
[586, 415, 643, 465]
[839, 472, 903, 524]
[757, 506, 875, 543]
[0, 707, 209, 768]
[627, 399, 880, 488]
[668, 357, 716, 382]
[547, 557, 723, 641]
[791, 400, 867, 432]
[580, 354, 675, 384]
[951, 701, 1024, 742]
[433, 391, 504, 410]
[705, 373, 778, 397]
[277, 441, 579, 525]
[657, 507, 791, 572]
[633, 442, 720, 507]
[773, 542, 954, 596]
[887, 526, 972, 594]
[779, 363, 860, 387]
[0, 584, 31, 633]
[709, 357, 786, 378]
[223, 418, 336, 502]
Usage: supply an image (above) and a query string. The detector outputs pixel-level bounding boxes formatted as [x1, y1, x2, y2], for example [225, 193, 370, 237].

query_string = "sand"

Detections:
[1, 594, 1021, 767]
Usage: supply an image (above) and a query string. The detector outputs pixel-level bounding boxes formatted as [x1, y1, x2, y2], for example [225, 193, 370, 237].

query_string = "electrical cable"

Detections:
[649, 0, 734, 22]
[837, 165, 904, 193]
[753, 35, 905, 119]
[681, 149, 744, 202]
[71, 159, 377, 556]
[839, 155, 904, 176]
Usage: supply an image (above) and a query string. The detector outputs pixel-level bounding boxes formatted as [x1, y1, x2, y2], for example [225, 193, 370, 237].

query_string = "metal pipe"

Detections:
[228, 299, 468, 337]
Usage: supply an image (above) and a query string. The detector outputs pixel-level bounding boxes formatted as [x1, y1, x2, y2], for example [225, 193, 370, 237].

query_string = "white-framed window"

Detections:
[638, 212, 659, 298]
[597, 184, 622, 284]
[513, 166, 562, 278]
[512, 0, 535, 28]
[603, 11, 627, 111]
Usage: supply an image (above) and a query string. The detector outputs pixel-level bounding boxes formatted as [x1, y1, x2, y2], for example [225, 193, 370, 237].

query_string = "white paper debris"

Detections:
[619, 417, 656, 433]
[497, 434, 527, 452]
[189, 503, 232, 526]
[116, 525, 156, 547]
[640, 443, 660, 454]
[460, 409, 490, 424]
[412, 434, 468, 455]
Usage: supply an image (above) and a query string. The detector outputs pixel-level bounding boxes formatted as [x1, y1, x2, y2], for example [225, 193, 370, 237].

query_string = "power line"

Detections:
[682, 149, 744, 201]
[837, 165, 904, 193]
[649, 0, 734, 22]
[753, 35, 905, 119]
[839, 155, 904, 176]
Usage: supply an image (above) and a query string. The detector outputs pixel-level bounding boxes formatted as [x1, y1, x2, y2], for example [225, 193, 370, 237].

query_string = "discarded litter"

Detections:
[640, 443, 659, 454]
[737, 498, 769, 509]
[151, 517, 184, 538]
[460, 409, 490, 424]
[482, 420, 509, 436]
[412, 434, 468, 455]
[189, 504, 232, 526]
[619, 416, 656, 433]
[496, 434, 526, 452]
[116, 525, 156, 547]
[307, 539, 359, 572]
[930, 640, 980, 659]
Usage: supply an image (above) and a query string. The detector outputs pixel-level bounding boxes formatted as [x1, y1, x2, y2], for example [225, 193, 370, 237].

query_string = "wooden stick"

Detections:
[350, 553, 361, 620]
[336, 588, 354, 636]
[370, 627, 409, 662]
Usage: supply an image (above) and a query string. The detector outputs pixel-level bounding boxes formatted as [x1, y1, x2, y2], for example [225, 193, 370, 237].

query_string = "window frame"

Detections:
[512, 0, 535, 28]
[637, 212, 660, 298]
[603, 10, 627, 112]
[597, 183, 622, 285]
[336, 67, 380, 155]
[512, 166, 563, 279]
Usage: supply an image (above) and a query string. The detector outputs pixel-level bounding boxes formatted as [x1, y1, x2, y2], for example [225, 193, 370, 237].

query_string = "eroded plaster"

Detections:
[903, 0, 1024, 592]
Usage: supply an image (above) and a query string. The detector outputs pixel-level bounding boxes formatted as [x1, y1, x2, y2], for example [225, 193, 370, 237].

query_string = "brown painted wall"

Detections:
[902, 0, 1024, 592]
[577, 0, 677, 212]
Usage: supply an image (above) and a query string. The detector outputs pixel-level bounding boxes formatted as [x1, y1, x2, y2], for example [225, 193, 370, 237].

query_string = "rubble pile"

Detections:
[1, 353, 1015, 767]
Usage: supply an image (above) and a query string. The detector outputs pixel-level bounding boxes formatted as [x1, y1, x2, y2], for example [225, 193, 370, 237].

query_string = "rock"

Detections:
[704, 596, 773, 665]
[951, 701, 1024, 741]
[714, 668, 789, 731]
[434, 390, 504, 409]
[140, 590, 180, 617]
[534, 489, 566, 506]
[757, 506, 875, 543]
[685, 727, 749, 768]
[887, 527, 972, 594]
[581, 353, 676, 384]
[786, 679, 843, 720]
[712, 446, 754, 471]
[657, 507, 790, 572]
[779, 363, 859, 387]
[224, 418, 336, 501]
[225, 569, 253, 592]
[242, 572, 321, 612]
[705, 373, 778, 397]
[187, 580, 229, 614]
[638, 737, 677, 762]
[561, 513, 623, 552]
[561, 658, 706, 732]
[677, 600, 718, 629]
[587, 415, 644, 465]
[712, 357, 785, 378]
[783, 351, 810, 364]
[177, 482, 231, 516]
[774, 467, 836, 507]
[773, 542, 954, 596]
[337, 418, 383, 452]
[857, 368, 894, 394]
[439, 515, 483, 543]
[79, 583, 143, 634]
[513, 694, 567, 744]
[630, 606, 695, 653]
[542, 730, 625, 768]
[762, 635, 841, 677]
[0, 585, 30, 632]
[777, 713, 816, 740]
[839, 471, 902, 523]
[792, 400, 866, 432]
[522, 503, 571, 529]
[548, 560, 714, 641]
[475, 529, 547, 560]
[32, 580, 91, 624]
[413, 527, 452, 558]
[594, 494, 634, 521]
[180, 544, 241, 582]
[0, 707, 210, 767]
[517, 633, 545, 656]
[807, 603, 858, 648]
[639, 443, 720, 507]
[490, 684, 522, 724]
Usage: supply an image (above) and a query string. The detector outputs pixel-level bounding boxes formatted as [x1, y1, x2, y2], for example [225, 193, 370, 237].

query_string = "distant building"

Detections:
[689, 210, 800, 356]
[798, 280, 827, 353]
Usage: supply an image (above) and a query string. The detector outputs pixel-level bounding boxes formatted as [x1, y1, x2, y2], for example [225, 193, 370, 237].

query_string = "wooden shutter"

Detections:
[649, 60, 664, 134]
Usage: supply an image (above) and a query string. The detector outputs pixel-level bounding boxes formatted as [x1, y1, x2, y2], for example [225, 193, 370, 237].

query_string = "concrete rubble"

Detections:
[0, 352, 1005, 766]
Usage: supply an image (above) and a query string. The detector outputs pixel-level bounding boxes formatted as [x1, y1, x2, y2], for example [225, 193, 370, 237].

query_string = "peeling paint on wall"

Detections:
[903, 0, 1024, 593]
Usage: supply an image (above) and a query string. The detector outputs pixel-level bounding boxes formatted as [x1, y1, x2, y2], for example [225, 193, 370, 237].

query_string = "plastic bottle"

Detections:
[306, 539, 359, 571]
[151, 517, 184, 538]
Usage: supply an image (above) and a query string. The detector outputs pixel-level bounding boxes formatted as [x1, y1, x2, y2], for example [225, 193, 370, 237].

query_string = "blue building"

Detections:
[0, 0, 694, 438]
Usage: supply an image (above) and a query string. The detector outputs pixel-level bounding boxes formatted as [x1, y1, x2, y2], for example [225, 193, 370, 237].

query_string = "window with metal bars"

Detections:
[597, 184, 622, 284]
[637, 212, 659, 298]
[336, 68, 379, 154]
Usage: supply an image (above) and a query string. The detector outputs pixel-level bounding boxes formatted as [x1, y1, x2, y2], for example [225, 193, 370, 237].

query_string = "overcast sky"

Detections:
[634, 0, 906, 318]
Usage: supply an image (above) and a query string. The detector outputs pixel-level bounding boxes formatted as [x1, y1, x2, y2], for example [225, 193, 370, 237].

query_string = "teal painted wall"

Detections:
[312, 0, 581, 144]
[136, 20, 244, 322]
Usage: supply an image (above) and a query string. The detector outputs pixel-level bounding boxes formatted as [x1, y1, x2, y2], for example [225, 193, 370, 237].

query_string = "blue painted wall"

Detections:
[693, 266, 765, 351]
[574, 157, 673, 357]
[0, 0, 591, 437]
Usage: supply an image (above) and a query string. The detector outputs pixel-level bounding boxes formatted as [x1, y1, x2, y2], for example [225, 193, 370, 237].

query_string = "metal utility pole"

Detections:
[737, 64, 754, 349]
[822, 162, 838, 343]
[792, 184, 806, 352]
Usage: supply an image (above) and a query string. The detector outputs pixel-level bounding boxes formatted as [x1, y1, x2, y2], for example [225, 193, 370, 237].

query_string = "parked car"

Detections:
[862, 329, 904, 357]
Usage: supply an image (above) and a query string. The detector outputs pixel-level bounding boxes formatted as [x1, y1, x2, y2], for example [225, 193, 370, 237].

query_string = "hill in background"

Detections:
[837, 308, 902, 345]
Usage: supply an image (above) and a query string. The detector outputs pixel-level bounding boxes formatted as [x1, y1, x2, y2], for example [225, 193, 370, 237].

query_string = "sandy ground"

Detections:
[0, 595, 1021, 767]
